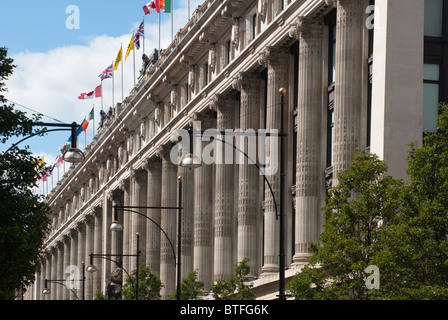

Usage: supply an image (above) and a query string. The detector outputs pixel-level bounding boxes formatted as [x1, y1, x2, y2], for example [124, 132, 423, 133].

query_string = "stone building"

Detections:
[24, 0, 446, 300]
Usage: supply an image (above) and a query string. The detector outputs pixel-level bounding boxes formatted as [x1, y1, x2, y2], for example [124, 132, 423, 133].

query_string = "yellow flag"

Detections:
[113, 46, 122, 71]
[125, 33, 134, 62]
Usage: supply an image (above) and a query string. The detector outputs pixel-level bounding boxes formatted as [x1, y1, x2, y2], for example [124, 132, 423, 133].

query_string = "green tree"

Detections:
[373, 103, 448, 299]
[0, 47, 51, 300]
[169, 269, 204, 300]
[121, 265, 163, 300]
[287, 151, 404, 300]
[210, 258, 256, 300]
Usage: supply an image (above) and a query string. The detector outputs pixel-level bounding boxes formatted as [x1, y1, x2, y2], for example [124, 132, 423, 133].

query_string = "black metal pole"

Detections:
[136, 233, 140, 301]
[82, 261, 85, 300]
[71, 122, 78, 149]
[177, 176, 183, 300]
[279, 89, 286, 300]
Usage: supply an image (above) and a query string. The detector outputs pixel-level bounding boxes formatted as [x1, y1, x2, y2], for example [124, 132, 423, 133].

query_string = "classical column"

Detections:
[290, 17, 324, 264]
[93, 206, 103, 296]
[145, 157, 162, 275]
[69, 229, 78, 300]
[326, 0, 363, 185]
[84, 213, 94, 300]
[111, 189, 124, 265]
[131, 169, 148, 269]
[76, 222, 86, 283]
[58, 239, 67, 300]
[158, 144, 178, 299]
[178, 164, 194, 279]
[192, 111, 215, 289]
[211, 93, 236, 281]
[233, 71, 261, 276]
[120, 177, 131, 282]
[50, 247, 58, 300]
[259, 46, 290, 274]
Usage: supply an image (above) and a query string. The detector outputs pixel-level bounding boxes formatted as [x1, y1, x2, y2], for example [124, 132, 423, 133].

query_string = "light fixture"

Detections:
[42, 288, 50, 295]
[180, 153, 202, 169]
[110, 220, 123, 232]
[86, 264, 97, 273]
[63, 148, 85, 164]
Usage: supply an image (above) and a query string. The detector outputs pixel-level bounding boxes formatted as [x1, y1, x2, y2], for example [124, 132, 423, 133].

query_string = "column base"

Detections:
[292, 253, 313, 266]
[261, 264, 279, 275]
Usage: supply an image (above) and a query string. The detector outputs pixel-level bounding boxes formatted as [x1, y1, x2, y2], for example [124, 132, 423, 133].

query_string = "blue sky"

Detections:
[0, 0, 203, 192]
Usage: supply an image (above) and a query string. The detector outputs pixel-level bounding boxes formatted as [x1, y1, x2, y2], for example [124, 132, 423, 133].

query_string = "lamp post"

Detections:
[181, 88, 287, 300]
[110, 176, 183, 300]
[42, 261, 86, 300]
[5, 122, 85, 164]
[87, 233, 140, 300]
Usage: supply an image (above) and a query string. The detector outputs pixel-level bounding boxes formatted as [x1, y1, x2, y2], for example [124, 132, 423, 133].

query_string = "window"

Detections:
[425, 0, 444, 37]
[226, 40, 232, 65]
[251, 14, 257, 40]
[423, 64, 440, 132]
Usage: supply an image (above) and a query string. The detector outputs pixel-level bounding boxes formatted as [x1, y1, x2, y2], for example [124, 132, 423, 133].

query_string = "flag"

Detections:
[60, 141, 71, 154]
[125, 33, 135, 61]
[99, 64, 113, 80]
[134, 34, 141, 50]
[113, 46, 122, 71]
[160, 0, 171, 13]
[88, 107, 94, 121]
[78, 91, 95, 100]
[137, 21, 144, 37]
[32, 157, 44, 169]
[143, 1, 159, 15]
[81, 118, 89, 132]
[95, 84, 102, 98]
[54, 154, 63, 168]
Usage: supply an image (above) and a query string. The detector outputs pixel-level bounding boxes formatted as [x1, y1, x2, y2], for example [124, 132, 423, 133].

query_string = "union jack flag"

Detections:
[137, 21, 144, 37]
[134, 34, 141, 50]
[99, 64, 113, 80]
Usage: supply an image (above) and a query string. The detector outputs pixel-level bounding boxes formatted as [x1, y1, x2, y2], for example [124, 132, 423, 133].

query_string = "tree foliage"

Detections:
[210, 258, 256, 300]
[121, 265, 163, 300]
[287, 103, 448, 300]
[0, 47, 51, 300]
[169, 269, 204, 300]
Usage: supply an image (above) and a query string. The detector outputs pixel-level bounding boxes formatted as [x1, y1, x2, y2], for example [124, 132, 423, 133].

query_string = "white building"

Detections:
[24, 0, 446, 300]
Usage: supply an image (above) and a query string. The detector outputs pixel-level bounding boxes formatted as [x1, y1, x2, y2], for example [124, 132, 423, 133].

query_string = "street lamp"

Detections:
[87, 233, 141, 300]
[111, 176, 183, 300]
[180, 88, 288, 300]
[4, 121, 85, 164]
[42, 261, 86, 300]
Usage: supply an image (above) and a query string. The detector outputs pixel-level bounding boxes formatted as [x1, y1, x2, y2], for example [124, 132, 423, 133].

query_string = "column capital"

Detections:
[289, 17, 324, 40]
[144, 156, 162, 172]
[156, 143, 176, 161]
[232, 71, 260, 92]
[257, 46, 289, 68]
[209, 93, 237, 112]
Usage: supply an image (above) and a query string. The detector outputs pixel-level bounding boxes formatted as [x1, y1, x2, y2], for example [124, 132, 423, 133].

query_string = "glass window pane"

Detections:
[424, 0, 443, 37]
[423, 83, 439, 132]
[423, 64, 440, 81]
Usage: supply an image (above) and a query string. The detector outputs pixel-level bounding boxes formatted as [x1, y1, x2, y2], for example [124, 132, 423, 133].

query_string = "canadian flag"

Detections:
[78, 84, 101, 100]
[78, 91, 95, 100]
[143, 0, 159, 15]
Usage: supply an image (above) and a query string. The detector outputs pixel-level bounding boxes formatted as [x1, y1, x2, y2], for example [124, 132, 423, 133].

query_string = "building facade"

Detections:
[24, 0, 445, 300]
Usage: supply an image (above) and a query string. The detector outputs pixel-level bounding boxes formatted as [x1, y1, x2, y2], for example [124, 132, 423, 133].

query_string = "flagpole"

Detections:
[133, 31, 136, 87]
[112, 60, 115, 108]
[143, 15, 146, 57]
[101, 80, 104, 111]
[159, 11, 161, 53]
[171, 0, 174, 42]
[121, 43, 124, 102]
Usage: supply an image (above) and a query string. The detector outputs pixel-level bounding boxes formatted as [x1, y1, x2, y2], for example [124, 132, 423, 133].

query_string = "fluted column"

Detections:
[84, 213, 94, 300]
[93, 206, 103, 296]
[211, 93, 236, 281]
[130, 169, 148, 270]
[259, 46, 290, 274]
[158, 144, 178, 299]
[327, 0, 363, 185]
[290, 17, 324, 264]
[59, 239, 67, 300]
[50, 247, 58, 300]
[120, 178, 131, 282]
[233, 71, 261, 276]
[192, 111, 215, 289]
[69, 229, 78, 300]
[145, 157, 162, 275]
[111, 189, 124, 265]
[178, 165, 194, 279]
